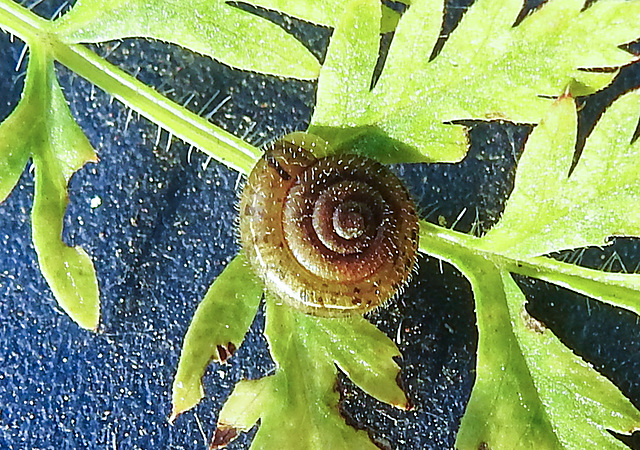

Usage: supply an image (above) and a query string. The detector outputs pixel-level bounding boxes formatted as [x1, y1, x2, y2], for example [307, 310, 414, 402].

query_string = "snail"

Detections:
[239, 132, 419, 317]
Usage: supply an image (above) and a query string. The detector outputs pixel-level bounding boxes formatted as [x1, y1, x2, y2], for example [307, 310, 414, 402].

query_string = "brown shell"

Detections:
[239, 133, 419, 317]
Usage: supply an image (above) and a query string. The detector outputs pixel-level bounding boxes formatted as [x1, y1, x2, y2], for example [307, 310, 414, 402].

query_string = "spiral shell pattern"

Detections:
[239, 133, 419, 317]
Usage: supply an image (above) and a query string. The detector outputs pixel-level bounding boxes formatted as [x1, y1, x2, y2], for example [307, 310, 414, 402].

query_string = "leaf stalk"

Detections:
[0, 0, 262, 175]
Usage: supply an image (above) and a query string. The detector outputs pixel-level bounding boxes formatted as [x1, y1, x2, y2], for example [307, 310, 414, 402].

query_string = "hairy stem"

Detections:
[419, 220, 640, 316]
[0, 0, 261, 175]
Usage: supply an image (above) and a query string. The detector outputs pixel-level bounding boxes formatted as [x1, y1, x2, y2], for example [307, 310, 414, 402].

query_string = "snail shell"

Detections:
[239, 133, 419, 317]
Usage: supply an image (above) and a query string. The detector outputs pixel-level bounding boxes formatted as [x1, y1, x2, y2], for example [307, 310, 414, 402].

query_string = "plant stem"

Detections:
[419, 220, 640, 315]
[0, 0, 47, 40]
[0, 0, 261, 175]
[52, 43, 261, 174]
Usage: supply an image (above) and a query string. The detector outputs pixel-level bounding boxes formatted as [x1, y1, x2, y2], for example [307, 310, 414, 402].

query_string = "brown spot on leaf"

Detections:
[484, 111, 506, 120]
[395, 371, 412, 411]
[478, 442, 490, 450]
[216, 342, 237, 363]
[522, 308, 547, 334]
[209, 425, 238, 449]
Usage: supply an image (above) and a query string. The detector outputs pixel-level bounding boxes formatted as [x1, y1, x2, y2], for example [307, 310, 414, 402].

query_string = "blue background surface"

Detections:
[1, 1, 640, 449]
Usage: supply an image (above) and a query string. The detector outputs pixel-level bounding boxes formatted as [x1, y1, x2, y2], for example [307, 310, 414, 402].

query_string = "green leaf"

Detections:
[502, 271, 640, 449]
[314, 314, 409, 409]
[171, 252, 263, 422]
[53, 0, 320, 79]
[513, 0, 640, 88]
[313, 0, 380, 129]
[438, 251, 640, 449]
[0, 42, 100, 330]
[453, 255, 562, 450]
[243, 0, 402, 33]
[215, 377, 271, 438]
[416, 86, 640, 446]
[0, 88, 31, 203]
[310, 0, 640, 163]
[219, 371, 378, 450]
[480, 89, 640, 257]
[214, 295, 406, 448]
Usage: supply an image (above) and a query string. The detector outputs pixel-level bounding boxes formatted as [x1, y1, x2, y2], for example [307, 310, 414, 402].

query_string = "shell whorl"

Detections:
[239, 133, 419, 317]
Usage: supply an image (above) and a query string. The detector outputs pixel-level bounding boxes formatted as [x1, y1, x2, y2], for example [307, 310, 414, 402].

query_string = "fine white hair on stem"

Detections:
[26, 0, 45, 11]
[197, 90, 220, 116]
[14, 43, 27, 72]
[51, 0, 69, 20]
[450, 207, 467, 230]
[204, 95, 231, 120]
